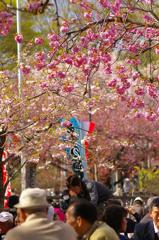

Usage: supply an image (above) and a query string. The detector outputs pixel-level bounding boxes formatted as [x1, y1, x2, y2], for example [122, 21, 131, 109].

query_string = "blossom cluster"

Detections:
[0, 11, 13, 36]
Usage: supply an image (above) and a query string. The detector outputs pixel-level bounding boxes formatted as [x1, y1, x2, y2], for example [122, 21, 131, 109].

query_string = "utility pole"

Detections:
[16, 0, 27, 190]
[88, 74, 92, 122]
[16, 0, 22, 98]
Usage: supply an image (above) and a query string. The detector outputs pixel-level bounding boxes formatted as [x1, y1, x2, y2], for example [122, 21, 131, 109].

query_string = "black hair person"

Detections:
[66, 175, 90, 201]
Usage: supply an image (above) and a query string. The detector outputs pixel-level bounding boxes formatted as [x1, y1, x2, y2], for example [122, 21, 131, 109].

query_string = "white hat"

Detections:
[14, 188, 49, 209]
[0, 212, 13, 222]
[134, 197, 144, 203]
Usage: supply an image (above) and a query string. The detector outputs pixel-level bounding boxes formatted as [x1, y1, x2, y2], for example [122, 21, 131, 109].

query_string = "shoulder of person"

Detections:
[90, 222, 119, 240]
[134, 220, 153, 233]
[5, 226, 23, 240]
[54, 221, 77, 237]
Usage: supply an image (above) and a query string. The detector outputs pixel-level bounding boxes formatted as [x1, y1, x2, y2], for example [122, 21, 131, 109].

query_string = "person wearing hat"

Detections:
[5, 188, 77, 240]
[0, 212, 14, 240]
[130, 197, 145, 222]
[133, 197, 159, 240]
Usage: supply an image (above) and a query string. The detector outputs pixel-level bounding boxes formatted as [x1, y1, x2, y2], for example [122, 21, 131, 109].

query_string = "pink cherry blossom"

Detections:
[108, 79, 117, 88]
[132, 72, 140, 80]
[146, 113, 157, 121]
[35, 62, 46, 71]
[64, 57, 73, 65]
[35, 52, 46, 61]
[127, 59, 141, 66]
[104, 64, 112, 74]
[100, 54, 111, 63]
[99, 0, 110, 8]
[144, 14, 154, 23]
[116, 86, 126, 95]
[48, 33, 59, 42]
[72, 46, 79, 53]
[0, 11, 13, 36]
[135, 87, 145, 96]
[60, 22, 69, 33]
[129, 99, 144, 109]
[40, 82, 49, 89]
[147, 85, 158, 98]
[135, 112, 144, 118]
[20, 64, 31, 75]
[128, 45, 138, 53]
[74, 56, 87, 67]
[60, 25, 69, 33]
[57, 71, 66, 79]
[49, 41, 60, 49]
[111, 0, 122, 16]
[15, 34, 23, 44]
[123, 81, 130, 89]
[47, 72, 56, 79]
[84, 12, 92, 20]
[34, 37, 44, 45]
[63, 85, 74, 93]
[82, 65, 91, 75]
[47, 60, 59, 69]
[27, 1, 41, 12]
[80, 36, 89, 48]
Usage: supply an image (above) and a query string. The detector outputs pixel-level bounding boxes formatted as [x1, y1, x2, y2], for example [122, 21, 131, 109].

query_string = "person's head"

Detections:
[103, 205, 127, 234]
[8, 195, 19, 209]
[66, 175, 82, 195]
[133, 197, 144, 206]
[15, 188, 49, 224]
[66, 199, 97, 237]
[149, 197, 159, 228]
[0, 212, 14, 234]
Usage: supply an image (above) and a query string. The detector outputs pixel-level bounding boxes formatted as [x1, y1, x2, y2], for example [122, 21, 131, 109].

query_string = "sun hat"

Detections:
[14, 188, 49, 209]
[0, 212, 13, 222]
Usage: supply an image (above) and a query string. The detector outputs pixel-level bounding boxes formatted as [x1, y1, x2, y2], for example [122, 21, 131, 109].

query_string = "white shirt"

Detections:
[153, 222, 159, 237]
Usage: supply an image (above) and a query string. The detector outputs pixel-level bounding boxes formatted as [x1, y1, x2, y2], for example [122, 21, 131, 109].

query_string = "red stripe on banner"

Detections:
[85, 121, 95, 159]
[88, 122, 95, 134]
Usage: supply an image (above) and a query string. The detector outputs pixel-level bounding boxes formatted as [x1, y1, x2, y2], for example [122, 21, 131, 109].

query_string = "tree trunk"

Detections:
[26, 162, 37, 188]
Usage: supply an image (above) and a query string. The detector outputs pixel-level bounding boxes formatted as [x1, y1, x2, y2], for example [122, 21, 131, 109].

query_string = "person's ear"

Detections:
[76, 216, 83, 227]
[20, 209, 27, 221]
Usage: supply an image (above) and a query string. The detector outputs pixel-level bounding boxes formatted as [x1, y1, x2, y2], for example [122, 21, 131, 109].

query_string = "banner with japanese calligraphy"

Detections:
[62, 117, 95, 179]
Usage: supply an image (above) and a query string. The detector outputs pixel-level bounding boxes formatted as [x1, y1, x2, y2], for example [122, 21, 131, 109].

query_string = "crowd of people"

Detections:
[0, 174, 159, 240]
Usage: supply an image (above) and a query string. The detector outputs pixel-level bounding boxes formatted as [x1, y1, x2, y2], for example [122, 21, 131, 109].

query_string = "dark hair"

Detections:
[106, 198, 122, 206]
[66, 175, 82, 188]
[66, 175, 90, 201]
[8, 195, 19, 209]
[71, 199, 97, 224]
[103, 205, 127, 234]
[149, 197, 159, 212]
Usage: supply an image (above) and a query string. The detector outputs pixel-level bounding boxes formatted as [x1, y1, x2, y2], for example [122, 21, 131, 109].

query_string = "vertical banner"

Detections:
[62, 117, 95, 179]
